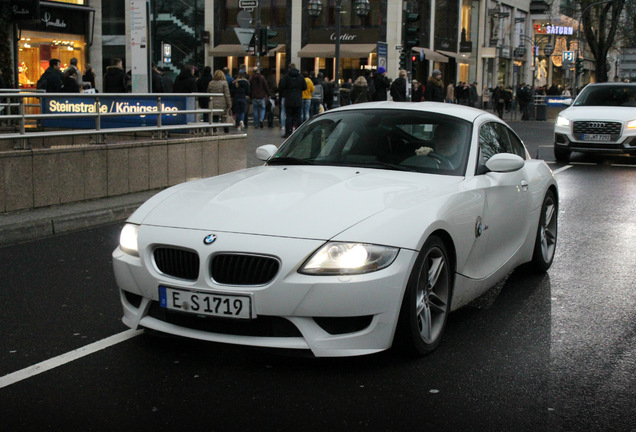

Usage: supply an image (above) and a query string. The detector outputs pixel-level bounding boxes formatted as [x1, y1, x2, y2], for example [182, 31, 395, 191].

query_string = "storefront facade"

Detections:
[11, 0, 95, 89]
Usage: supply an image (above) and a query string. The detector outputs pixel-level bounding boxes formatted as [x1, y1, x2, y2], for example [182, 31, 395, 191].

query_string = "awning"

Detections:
[438, 50, 471, 63]
[297, 43, 377, 58]
[266, 44, 286, 56]
[412, 47, 448, 63]
[208, 44, 285, 57]
[209, 44, 249, 57]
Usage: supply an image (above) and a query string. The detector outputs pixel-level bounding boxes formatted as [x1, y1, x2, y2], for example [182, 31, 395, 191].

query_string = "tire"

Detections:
[530, 189, 558, 272]
[554, 146, 570, 163]
[396, 235, 452, 356]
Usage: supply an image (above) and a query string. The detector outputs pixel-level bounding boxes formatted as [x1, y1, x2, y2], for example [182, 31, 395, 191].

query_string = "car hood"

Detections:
[134, 166, 463, 240]
[562, 106, 636, 121]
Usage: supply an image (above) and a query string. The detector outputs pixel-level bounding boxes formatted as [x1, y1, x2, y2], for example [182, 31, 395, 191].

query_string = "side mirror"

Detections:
[485, 153, 525, 173]
[256, 144, 278, 161]
[561, 98, 573, 106]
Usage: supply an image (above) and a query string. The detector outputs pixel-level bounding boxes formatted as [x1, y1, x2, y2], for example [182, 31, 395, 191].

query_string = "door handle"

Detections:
[521, 180, 529, 191]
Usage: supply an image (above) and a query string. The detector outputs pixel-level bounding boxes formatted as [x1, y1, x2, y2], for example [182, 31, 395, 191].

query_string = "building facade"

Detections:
[6, 0, 613, 95]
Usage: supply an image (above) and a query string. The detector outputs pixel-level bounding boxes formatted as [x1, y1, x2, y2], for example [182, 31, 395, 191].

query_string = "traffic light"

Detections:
[404, 12, 421, 50]
[399, 49, 408, 70]
[259, 27, 278, 55]
[575, 57, 583, 75]
[411, 53, 418, 73]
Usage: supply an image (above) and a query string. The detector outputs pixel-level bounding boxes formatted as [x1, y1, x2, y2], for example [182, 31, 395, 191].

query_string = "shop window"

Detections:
[48, 1, 86, 5]
[18, 32, 86, 88]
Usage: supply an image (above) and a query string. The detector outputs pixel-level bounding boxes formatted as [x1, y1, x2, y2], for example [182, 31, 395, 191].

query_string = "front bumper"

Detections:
[113, 225, 418, 357]
[554, 126, 636, 155]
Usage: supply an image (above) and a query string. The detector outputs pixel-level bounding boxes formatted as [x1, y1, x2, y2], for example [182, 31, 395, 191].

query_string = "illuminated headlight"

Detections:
[119, 223, 140, 257]
[627, 119, 636, 129]
[556, 116, 570, 127]
[300, 242, 399, 275]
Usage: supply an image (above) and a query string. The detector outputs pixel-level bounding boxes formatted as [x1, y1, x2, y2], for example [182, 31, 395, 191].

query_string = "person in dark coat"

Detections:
[351, 76, 371, 104]
[492, 84, 508, 119]
[412, 80, 424, 102]
[61, 68, 80, 93]
[249, 67, 271, 128]
[173, 65, 197, 93]
[232, 71, 250, 130]
[82, 64, 96, 90]
[39, 58, 63, 92]
[424, 70, 445, 102]
[373, 66, 391, 101]
[516, 83, 532, 120]
[103, 58, 127, 93]
[390, 70, 408, 101]
[278, 63, 307, 138]
[151, 64, 164, 93]
[197, 66, 213, 122]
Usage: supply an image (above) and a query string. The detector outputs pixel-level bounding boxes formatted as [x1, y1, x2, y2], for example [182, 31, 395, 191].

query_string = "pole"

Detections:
[332, 0, 342, 108]
[256, 3, 262, 71]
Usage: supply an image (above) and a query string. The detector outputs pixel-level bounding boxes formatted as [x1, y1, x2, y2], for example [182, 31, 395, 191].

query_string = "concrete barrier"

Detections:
[0, 134, 246, 213]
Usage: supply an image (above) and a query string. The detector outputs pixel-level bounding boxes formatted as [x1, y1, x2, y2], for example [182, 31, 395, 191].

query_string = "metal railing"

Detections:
[0, 90, 234, 148]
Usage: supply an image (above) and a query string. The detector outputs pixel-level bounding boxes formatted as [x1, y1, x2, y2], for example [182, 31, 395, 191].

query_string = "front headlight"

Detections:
[119, 223, 140, 257]
[556, 116, 571, 127]
[627, 119, 636, 129]
[299, 242, 399, 275]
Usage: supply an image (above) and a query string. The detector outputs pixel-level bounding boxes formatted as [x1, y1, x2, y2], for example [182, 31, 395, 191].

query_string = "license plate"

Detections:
[159, 285, 252, 319]
[583, 134, 611, 141]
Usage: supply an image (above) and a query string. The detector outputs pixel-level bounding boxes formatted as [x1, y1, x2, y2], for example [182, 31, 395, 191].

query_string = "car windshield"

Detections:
[268, 109, 472, 176]
[573, 85, 636, 107]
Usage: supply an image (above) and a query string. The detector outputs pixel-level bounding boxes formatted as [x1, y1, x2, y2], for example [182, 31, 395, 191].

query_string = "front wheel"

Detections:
[531, 189, 558, 272]
[554, 146, 570, 163]
[396, 235, 452, 356]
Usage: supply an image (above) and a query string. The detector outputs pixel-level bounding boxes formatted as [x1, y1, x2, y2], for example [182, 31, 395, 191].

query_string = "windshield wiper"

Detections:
[267, 157, 314, 165]
[350, 160, 415, 172]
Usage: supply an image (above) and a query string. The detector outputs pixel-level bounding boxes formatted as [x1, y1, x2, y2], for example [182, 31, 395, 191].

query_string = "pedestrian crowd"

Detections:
[32, 57, 582, 133]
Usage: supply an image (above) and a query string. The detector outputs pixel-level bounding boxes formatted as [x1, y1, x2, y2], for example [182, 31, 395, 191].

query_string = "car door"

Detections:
[478, 122, 532, 276]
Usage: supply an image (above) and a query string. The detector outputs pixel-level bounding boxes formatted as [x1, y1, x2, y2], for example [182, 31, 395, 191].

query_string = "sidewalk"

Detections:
[0, 123, 286, 246]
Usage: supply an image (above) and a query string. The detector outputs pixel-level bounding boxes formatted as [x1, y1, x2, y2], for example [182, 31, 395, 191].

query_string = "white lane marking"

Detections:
[610, 163, 636, 168]
[552, 165, 573, 175]
[0, 329, 143, 389]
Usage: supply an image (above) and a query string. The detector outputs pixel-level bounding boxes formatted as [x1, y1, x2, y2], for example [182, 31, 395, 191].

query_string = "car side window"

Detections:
[478, 122, 499, 164]
[478, 122, 525, 166]
[504, 127, 527, 158]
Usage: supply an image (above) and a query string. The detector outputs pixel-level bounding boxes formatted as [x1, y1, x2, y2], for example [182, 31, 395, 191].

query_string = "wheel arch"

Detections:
[429, 228, 457, 284]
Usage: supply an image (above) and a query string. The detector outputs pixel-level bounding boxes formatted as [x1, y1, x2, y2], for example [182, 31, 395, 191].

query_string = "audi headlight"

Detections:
[119, 223, 140, 257]
[300, 242, 399, 275]
[556, 116, 570, 127]
[627, 119, 636, 129]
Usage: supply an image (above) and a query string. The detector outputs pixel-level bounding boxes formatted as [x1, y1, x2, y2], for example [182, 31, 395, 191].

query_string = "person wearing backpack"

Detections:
[37, 59, 63, 92]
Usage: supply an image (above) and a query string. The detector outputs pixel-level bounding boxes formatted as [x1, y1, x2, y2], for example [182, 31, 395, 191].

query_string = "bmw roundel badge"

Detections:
[475, 217, 483, 238]
[203, 234, 217, 245]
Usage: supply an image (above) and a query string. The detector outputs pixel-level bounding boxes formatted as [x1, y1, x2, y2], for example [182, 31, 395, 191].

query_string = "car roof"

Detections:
[327, 101, 498, 123]
[583, 82, 636, 87]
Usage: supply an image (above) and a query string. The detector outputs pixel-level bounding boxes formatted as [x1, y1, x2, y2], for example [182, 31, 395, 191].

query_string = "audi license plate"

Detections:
[159, 285, 252, 319]
[583, 134, 611, 141]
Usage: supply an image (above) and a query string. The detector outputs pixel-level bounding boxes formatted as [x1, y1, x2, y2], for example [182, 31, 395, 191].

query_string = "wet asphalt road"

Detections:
[1, 120, 635, 431]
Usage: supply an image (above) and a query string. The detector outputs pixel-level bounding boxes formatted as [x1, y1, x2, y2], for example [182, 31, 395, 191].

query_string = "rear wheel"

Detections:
[554, 146, 570, 163]
[396, 235, 452, 356]
[531, 189, 558, 272]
